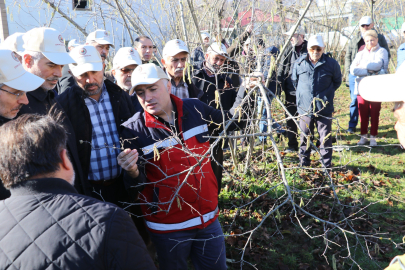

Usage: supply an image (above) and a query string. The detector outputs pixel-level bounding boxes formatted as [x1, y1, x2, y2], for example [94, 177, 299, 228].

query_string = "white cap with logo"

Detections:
[0, 32, 25, 55]
[68, 45, 103, 77]
[23, 27, 75, 65]
[201, 32, 210, 41]
[0, 49, 44, 91]
[86, 29, 115, 48]
[359, 16, 373, 26]
[207, 42, 228, 56]
[162, 39, 189, 58]
[359, 64, 405, 102]
[68, 39, 81, 48]
[130, 63, 169, 91]
[284, 26, 306, 36]
[308, 35, 325, 48]
[113, 47, 142, 70]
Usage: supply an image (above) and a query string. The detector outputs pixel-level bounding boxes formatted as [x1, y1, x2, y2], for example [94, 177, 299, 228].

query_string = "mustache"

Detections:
[84, 83, 100, 90]
[46, 76, 60, 81]
[175, 68, 184, 73]
[100, 53, 107, 59]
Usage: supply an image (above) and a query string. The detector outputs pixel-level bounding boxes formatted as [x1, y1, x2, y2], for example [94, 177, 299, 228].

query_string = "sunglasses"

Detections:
[309, 47, 323, 52]
[120, 68, 135, 74]
[361, 24, 371, 28]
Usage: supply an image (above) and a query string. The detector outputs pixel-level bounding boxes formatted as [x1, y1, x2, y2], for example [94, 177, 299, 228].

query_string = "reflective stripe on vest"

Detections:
[145, 206, 218, 231]
[141, 124, 208, 154]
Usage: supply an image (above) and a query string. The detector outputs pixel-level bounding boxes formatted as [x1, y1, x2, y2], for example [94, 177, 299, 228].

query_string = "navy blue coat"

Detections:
[292, 53, 342, 116]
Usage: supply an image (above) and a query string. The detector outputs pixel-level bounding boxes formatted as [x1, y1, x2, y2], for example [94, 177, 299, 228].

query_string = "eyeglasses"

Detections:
[309, 47, 323, 52]
[120, 68, 135, 75]
[361, 24, 371, 28]
[0, 87, 26, 98]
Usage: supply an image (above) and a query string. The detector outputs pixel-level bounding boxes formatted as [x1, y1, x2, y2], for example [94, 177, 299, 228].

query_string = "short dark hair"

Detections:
[257, 39, 265, 48]
[0, 113, 67, 188]
[134, 36, 152, 48]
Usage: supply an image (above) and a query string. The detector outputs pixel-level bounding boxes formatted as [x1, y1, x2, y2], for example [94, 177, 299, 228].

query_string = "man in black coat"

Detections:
[0, 113, 155, 270]
[192, 42, 239, 193]
[18, 27, 89, 197]
[57, 45, 136, 207]
[277, 26, 308, 152]
[0, 49, 45, 200]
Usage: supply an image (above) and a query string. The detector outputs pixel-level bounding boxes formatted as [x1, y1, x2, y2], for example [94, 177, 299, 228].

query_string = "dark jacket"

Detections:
[18, 88, 89, 196]
[162, 67, 204, 99]
[345, 31, 390, 77]
[277, 40, 308, 95]
[57, 79, 136, 184]
[0, 177, 155, 270]
[191, 46, 205, 67]
[56, 74, 77, 94]
[292, 53, 342, 116]
[0, 116, 11, 200]
[121, 94, 245, 233]
[192, 62, 237, 111]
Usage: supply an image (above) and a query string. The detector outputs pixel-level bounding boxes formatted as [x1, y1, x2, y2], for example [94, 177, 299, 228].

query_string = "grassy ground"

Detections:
[219, 84, 405, 269]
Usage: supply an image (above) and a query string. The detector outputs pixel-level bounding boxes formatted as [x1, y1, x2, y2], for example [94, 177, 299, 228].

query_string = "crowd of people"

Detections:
[0, 14, 404, 269]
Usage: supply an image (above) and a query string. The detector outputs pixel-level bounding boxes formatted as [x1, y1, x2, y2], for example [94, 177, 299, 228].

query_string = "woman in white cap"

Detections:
[350, 29, 389, 146]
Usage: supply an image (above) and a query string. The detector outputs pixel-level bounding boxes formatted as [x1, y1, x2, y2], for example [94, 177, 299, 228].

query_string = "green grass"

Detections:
[219, 84, 405, 269]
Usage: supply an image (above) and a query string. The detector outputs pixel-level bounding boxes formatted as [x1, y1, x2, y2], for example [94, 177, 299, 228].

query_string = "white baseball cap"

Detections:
[0, 32, 25, 55]
[113, 47, 142, 70]
[244, 38, 251, 46]
[130, 63, 169, 91]
[201, 32, 210, 41]
[22, 27, 75, 65]
[308, 35, 325, 48]
[86, 29, 115, 48]
[284, 26, 306, 36]
[359, 64, 405, 102]
[162, 39, 189, 58]
[207, 42, 228, 56]
[0, 49, 44, 91]
[67, 39, 81, 48]
[401, 22, 405, 33]
[359, 16, 373, 26]
[68, 45, 103, 77]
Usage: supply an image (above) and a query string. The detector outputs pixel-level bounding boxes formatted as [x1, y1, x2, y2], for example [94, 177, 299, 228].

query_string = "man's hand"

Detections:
[117, 149, 139, 178]
[244, 72, 265, 88]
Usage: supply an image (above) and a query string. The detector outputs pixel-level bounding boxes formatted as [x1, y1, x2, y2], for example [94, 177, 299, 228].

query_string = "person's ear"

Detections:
[111, 69, 116, 77]
[23, 54, 33, 69]
[161, 58, 166, 66]
[204, 53, 209, 60]
[60, 149, 73, 172]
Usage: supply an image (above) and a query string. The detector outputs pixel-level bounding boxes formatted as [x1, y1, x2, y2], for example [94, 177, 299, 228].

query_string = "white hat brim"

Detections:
[43, 51, 76, 65]
[93, 39, 115, 48]
[359, 73, 404, 102]
[3, 71, 45, 92]
[70, 62, 103, 77]
[113, 59, 141, 70]
[131, 78, 163, 92]
[164, 48, 189, 58]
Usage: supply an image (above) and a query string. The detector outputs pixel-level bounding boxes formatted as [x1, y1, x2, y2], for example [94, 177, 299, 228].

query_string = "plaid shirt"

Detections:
[168, 72, 189, 99]
[84, 84, 121, 181]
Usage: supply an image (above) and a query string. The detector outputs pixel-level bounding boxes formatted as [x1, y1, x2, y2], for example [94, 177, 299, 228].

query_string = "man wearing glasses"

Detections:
[345, 16, 390, 134]
[0, 49, 44, 200]
[292, 35, 342, 168]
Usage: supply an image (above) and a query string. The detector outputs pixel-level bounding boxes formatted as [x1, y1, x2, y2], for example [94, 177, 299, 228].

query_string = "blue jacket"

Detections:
[292, 54, 342, 116]
[398, 43, 405, 69]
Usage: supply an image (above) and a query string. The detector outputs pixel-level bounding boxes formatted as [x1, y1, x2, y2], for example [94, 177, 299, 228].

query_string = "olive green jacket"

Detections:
[344, 31, 390, 77]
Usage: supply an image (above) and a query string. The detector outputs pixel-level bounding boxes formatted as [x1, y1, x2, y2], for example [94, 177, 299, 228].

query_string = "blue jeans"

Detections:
[348, 74, 358, 128]
[148, 219, 227, 270]
[258, 96, 285, 142]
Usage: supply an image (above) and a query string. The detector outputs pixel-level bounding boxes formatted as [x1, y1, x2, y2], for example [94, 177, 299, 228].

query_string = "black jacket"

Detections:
[277, 40, 308, 95]
[17, 88, 89, 196]
[57, 79, 136, 183]
[0, 177, 155, 270]
[0, 116, 11, 200]
[192, 62, 237, 111]
[56, 74, 77, 94]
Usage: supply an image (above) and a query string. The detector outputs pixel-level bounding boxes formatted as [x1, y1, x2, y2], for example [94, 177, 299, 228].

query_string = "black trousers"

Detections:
[284, 93, 299, 149]
[299, 114, 333, 168]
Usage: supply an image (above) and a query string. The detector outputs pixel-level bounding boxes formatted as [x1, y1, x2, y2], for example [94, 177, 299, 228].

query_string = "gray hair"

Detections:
[22, 51, 45, 65]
